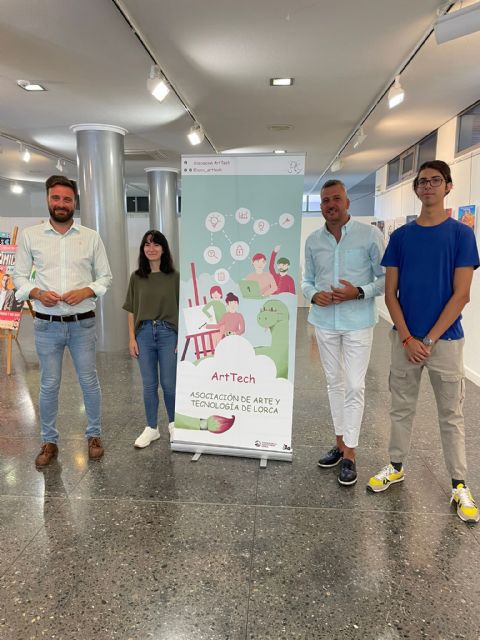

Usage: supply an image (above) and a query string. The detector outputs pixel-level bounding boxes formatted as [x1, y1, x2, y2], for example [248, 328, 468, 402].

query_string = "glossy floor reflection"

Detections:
[1, 310, 480, 639]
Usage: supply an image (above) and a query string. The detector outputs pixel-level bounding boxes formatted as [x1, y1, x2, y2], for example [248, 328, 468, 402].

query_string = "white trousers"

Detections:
[314, 327, 374, 448]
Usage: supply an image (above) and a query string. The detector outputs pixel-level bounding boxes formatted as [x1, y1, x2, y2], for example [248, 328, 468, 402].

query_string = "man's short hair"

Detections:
[321, 179, 347, 192]
[45, 175, 78, 200]
[277, 257, 290, 266]
[252, 253, 266, 262]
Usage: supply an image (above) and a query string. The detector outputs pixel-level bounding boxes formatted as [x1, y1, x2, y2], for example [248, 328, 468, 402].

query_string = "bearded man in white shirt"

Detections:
[14, 175, 112, 468]
[302, 179, 385, 486]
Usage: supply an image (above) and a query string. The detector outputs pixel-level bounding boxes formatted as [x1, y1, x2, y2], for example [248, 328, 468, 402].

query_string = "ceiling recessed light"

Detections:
[17, 79, 46, 92]
[274, 150, 287, 154]
[267, 124, 294, 132]
[270, 78, 294, 86]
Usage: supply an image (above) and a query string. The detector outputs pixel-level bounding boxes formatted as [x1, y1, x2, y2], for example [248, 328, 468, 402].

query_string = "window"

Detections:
[387, 157, 400, 187]
[136, 196, 149, 212]
[417, 131, 437, 167]
[400, 147, 415, 178]
[457, 101, 480, 154]
[386, 130, 437, 188]
[126, 196, 149, 213]
[301, 194, 321, 213]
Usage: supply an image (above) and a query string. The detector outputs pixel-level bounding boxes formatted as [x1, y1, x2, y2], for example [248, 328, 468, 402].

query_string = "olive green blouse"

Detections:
[123, 270, 180, 332]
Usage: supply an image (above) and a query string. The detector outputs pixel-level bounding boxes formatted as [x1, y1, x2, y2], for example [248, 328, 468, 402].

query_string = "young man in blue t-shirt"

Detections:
[367, 160, 480, 523]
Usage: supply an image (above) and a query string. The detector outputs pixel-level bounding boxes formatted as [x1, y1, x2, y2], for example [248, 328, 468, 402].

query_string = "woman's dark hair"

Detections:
[225, 292, 239, 304]
[136, 229, 175, 277]
[413, 160, 452, 191]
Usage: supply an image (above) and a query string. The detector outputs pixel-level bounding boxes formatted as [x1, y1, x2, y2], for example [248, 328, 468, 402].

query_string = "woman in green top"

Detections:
[123, 230, 179, 448]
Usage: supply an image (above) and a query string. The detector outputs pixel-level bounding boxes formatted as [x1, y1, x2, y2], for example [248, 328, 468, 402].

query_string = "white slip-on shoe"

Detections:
[134, 426, 160, 448]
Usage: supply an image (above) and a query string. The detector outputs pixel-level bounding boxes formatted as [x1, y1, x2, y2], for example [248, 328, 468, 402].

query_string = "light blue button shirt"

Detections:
[302, 218, 385, 331]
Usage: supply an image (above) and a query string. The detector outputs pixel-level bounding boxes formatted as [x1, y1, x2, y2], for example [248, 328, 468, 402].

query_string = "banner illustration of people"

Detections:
[173, 154, 305, 460]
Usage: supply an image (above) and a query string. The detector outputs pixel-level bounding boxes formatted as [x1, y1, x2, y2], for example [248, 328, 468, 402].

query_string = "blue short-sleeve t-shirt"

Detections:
[381, 218, 479, 340]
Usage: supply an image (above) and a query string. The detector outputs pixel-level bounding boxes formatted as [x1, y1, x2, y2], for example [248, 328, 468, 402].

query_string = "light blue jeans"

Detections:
[34, 317, 101, 444]
[136, 320, 177, 425]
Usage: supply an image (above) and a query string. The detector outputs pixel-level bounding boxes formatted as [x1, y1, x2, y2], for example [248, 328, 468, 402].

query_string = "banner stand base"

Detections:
[171, 442, 293, 463]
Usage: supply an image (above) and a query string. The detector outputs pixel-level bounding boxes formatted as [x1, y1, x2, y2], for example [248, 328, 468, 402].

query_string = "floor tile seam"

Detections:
[60, 495, 259, 509]
[253, 502, 461, 518]
[419, 452, 459, 504]
[0, 496, 69, 582]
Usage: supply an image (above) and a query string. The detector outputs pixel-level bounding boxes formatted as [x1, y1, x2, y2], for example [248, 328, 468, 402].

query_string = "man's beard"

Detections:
[49, 206, 74, 223]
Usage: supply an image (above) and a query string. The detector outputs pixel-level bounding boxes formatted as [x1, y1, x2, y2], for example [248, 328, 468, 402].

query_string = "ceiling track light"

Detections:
[10, 183, 24, 194]
[388, 75, 405, 109]
[187, 124, 205, 146]
[19, 143, 31, 162]
[147, 64, 170, 103]
[352, 127, 367, 149]
[331, 158, 343, 172]
[274, 149, 287, 154]
[56, 159, 64, 172]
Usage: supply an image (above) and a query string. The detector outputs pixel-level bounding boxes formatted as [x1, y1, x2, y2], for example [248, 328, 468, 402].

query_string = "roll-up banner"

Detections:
[172, 154, 305, 461]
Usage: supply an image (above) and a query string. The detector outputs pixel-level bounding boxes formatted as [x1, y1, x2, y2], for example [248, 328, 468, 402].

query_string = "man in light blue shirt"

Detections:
[302, 179, 385, 486]
[14, 175, 112, 468]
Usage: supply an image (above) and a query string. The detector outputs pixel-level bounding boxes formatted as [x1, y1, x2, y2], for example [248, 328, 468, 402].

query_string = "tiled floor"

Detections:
[1, 311, 480, 639]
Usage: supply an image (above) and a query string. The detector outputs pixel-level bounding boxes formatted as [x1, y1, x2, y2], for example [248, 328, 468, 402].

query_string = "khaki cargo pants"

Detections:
[388, 330, 467, 480]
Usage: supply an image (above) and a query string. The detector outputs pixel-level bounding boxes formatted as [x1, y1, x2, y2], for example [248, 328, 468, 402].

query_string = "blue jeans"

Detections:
[34, 317, 101, 444]
[136, 320, 177, 425]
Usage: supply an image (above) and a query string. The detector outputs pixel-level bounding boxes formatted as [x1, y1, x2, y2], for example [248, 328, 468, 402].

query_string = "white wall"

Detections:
[374, 115, 480, 385]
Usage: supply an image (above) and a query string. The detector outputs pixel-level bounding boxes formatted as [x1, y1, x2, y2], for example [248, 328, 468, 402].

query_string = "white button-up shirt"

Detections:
[13, 220, 112, 315]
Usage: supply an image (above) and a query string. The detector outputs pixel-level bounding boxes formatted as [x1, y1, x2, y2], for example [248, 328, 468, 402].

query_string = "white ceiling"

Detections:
[1, 0, 479, 195]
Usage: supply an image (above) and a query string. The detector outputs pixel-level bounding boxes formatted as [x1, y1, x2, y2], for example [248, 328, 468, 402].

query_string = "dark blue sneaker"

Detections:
[318, 446, 343, 468]
[338, 459, 357, 486]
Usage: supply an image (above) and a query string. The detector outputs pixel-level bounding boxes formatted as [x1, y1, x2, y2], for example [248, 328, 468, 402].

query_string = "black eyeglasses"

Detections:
[416, 176, 444, 188]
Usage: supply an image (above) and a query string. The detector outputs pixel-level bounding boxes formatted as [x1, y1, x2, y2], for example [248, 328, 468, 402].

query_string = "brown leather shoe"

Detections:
[35, 443, 58, 468]
[88, 437, 104, 460]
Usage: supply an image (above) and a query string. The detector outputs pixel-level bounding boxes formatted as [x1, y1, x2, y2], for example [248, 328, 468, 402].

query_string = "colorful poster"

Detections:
[458, 205, 476, 231]
[0, 232, 11, 246]
[0, 245, 23, 331]
[384, 219, 395, 241]
[173, 154, 305, 461]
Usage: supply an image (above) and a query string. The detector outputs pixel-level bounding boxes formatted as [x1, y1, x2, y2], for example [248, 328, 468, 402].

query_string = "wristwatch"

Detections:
[422, 336, 435, 347]
[356, 287, 365, 300]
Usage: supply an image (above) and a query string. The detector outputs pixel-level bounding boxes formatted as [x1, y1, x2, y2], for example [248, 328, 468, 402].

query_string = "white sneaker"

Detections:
[134, 426, 160, 448]
[168, 422, 175, 443]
